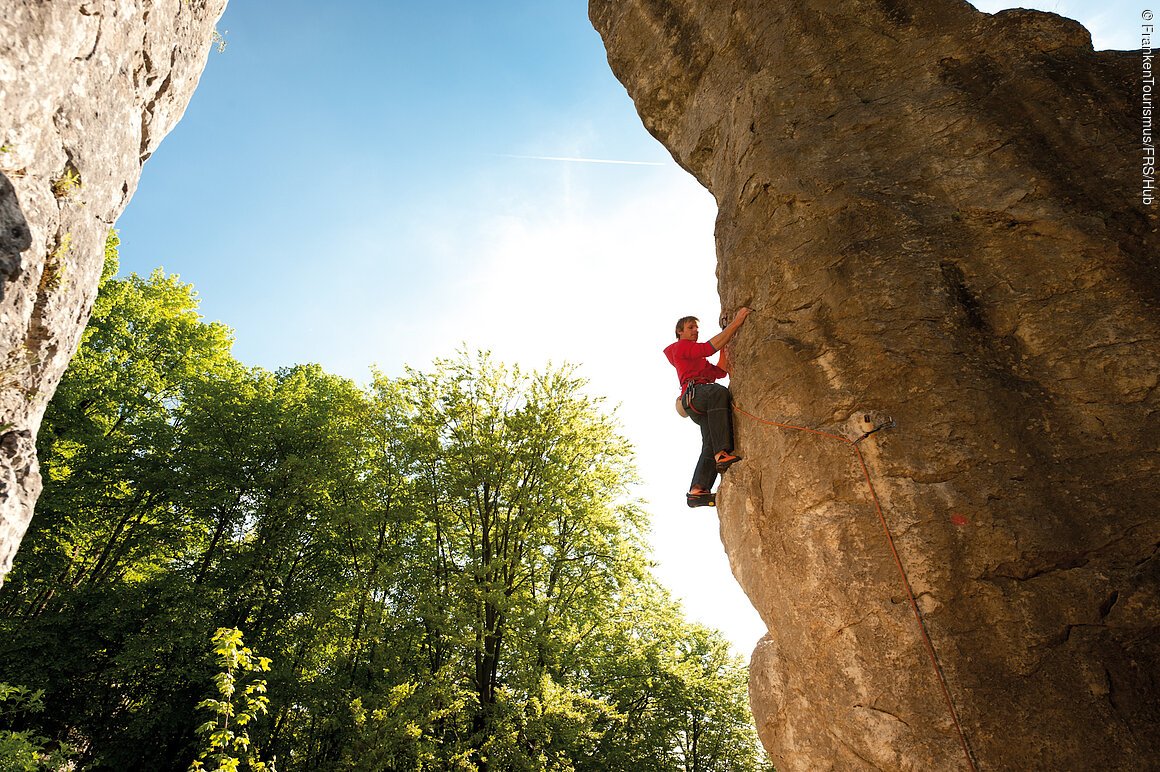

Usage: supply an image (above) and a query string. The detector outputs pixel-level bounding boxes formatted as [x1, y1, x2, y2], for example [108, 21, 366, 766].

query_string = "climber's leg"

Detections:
[688, 409, 718, 493]
[692, 383, 741, 472]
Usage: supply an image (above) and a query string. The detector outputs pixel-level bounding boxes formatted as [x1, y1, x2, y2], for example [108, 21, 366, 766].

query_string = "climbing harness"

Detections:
[676, 380, 706, 418]
[732, 404, 978, 772]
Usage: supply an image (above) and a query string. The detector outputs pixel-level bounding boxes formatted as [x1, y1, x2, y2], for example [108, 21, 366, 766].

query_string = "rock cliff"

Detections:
[591, 1, 1159, 769]
[0, 0, 226, 581]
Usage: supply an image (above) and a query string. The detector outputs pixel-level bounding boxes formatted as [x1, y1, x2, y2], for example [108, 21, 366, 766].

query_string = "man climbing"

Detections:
[664, 307, 751, 508]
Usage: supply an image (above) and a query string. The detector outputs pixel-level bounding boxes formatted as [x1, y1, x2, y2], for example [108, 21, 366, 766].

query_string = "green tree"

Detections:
[0, 244, 770, 770]
[0, 235, 244, 769]
[0, 684, 73, 771]
[564, 577, 770, 771]
[370, 353, 643, 763]
[1, 232, 234, 617]
[190, 628, 276, 772]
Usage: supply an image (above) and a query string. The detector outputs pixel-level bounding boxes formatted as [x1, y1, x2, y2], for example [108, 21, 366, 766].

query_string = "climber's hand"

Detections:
[711, 307, 751, 350]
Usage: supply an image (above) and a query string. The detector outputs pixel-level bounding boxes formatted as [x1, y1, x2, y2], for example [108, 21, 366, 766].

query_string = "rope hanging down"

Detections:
[731, 405, 978, 772]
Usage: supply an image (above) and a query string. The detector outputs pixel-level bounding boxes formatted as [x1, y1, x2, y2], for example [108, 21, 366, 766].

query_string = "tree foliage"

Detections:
[190, 628, 276, 772]
[0, 238, 770, 771]
[0, 683, 73, 771]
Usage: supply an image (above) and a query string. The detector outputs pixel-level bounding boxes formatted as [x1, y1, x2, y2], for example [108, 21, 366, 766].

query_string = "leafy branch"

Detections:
[0, 683, 73, 770]
[189, 628, 276, 772]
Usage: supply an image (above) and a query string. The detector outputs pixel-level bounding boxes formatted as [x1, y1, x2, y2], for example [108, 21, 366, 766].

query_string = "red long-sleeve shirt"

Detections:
[663, 339, 726, 394]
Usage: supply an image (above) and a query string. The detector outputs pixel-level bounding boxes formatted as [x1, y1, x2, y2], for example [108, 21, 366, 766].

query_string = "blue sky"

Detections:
[114, 1, 1148, 655]
[117, 1, 680, 371]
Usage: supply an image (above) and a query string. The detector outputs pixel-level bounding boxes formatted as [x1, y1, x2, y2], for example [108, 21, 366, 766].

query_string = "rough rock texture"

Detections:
[592, 1, 1159, 769]
[0, 0, 226, 581]
[0, 172, 32, 297]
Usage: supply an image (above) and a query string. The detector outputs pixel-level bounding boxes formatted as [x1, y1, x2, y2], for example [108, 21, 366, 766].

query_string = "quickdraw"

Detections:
[677, 380, 706, 418]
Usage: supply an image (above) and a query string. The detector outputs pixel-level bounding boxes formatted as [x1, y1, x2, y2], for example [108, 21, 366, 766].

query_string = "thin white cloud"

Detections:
[498, 153, 666, 166]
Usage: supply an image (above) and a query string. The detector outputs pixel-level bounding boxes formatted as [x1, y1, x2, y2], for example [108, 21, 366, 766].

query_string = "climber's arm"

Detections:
[708, 306, 751, 351]
[718, 345, 732, 374]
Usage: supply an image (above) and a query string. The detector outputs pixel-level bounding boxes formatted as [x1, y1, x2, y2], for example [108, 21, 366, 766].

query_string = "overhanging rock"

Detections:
[591, 1, 1159, 768]
[0, 0, 227, 582]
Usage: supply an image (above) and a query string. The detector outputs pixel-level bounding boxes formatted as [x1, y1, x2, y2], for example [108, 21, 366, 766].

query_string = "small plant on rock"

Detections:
[51, 167, 81, 200]
[38, 233, 71, 294]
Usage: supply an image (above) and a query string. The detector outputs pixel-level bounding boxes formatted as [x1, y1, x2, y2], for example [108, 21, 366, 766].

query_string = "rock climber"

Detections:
[664, 307, 751, 508]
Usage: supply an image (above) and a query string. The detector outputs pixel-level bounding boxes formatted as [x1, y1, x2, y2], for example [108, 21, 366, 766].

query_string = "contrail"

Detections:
[499, 154, 666, 166]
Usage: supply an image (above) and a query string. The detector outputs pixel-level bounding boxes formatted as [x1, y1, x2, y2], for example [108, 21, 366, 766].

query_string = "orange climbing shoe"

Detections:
[715, 451, 742, 473]
[686, 491, 716, 508]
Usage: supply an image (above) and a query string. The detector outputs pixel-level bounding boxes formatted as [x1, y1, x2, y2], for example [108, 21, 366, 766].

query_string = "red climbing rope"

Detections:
[732, 404, 979, 772]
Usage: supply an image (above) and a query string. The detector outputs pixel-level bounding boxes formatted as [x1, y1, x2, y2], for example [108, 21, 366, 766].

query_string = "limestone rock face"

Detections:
[591, 1, 1159, 768]
[0, 172, 32, 296]
[0, 0, 226, 581]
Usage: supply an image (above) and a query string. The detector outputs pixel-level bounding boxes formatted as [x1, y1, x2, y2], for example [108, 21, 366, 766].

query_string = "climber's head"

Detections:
[676, 316, 699, 341]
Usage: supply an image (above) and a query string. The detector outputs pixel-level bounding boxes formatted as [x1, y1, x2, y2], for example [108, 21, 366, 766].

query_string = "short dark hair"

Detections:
[675, 316, 698, 338]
